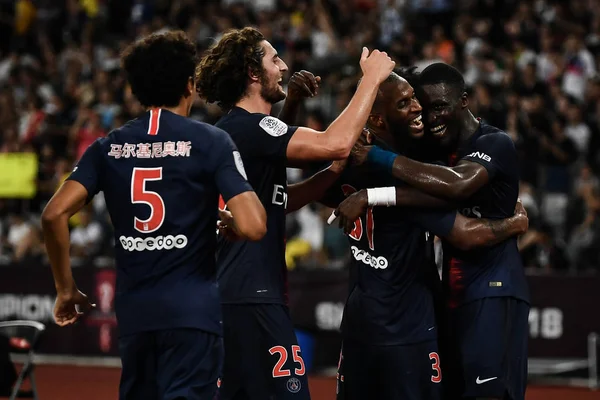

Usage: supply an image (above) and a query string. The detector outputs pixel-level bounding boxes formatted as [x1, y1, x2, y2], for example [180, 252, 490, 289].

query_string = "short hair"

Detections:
[196, 27, 266, 110]
[395, 66, 420, 89]
[419, 63, 466, 96]
[121, 31, 198, 108]
[370, 70, 416, 112]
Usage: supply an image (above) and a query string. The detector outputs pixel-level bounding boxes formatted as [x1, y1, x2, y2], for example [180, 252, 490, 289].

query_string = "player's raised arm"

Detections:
[278, 70, 320, 125]
[285, 48, 395, 162]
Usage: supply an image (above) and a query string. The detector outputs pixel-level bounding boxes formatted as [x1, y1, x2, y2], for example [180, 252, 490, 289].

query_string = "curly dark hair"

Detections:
[195, 27, 266, 110]
[121, 31, 198, 108]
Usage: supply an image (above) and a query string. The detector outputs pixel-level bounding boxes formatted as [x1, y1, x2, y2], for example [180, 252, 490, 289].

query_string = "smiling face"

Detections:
[419, 83, 467, 146]
[258, 40, 288, 104]
[384, 79, 424, 138]
[367, 77, 424, 152]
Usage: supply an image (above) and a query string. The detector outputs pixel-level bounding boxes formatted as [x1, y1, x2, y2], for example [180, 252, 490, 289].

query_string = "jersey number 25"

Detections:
[341, 184, 374, 250]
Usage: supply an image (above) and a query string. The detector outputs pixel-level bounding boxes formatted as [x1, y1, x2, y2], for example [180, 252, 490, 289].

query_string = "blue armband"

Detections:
[366, 146, 397, 173]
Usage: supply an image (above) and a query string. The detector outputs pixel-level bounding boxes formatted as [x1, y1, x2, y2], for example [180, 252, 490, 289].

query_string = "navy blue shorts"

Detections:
[336, 339, 442, 400]
[119, 328, 223, 400]
[219, 304, 310, 400]
[443, 297, 529, 400]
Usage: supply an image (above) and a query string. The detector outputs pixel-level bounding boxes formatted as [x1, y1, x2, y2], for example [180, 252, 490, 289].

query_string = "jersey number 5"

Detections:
[341, 184, 374, 250]
[269, 345, 306, 378]
[132, 167, 165, 233]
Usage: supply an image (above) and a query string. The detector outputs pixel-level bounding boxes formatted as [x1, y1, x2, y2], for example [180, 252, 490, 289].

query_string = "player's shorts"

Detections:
[118, 328, 222, 400]
[443, 297, 529, 400]
[336, 338, 442, 400]
[219, 304, 310, 400]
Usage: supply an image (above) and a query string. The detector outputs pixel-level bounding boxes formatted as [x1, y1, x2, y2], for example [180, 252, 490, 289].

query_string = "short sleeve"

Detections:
[461, 132, 515, 179]
[66, 139, 103, 203]
[235, 114, 297, 160]
[212, 129, 254, 203]
[401, 209, 457, 237]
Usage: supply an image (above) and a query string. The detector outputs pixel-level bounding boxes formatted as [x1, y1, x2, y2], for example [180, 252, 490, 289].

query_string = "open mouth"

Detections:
[430, 124, 447, 137]
[409, 114, 424, 131]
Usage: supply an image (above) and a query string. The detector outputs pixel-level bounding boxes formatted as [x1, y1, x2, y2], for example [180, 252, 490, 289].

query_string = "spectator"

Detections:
[6, 213, 39, 262]
[70, 207, 103, 262]
[0, 1, 599, 274]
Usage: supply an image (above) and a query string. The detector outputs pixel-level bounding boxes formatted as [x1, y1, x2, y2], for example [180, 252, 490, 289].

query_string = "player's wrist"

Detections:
[367, 187, 396, 206]
[367, 146, 396, 172]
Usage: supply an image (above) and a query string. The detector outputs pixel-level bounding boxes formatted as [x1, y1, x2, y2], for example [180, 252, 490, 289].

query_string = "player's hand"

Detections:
[350, 141, 372, 166]
[54, 288, 95, 327]
[513, 198, 529, 235]
[335, 189, 369, 235]
[359, 47, 395, 85]
[287, 70, 321, 101]
[330, 158, 348, 174]
[217, 209, 242, 241]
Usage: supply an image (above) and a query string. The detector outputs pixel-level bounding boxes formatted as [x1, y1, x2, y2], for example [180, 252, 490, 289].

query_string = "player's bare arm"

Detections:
[278, 70, 320, 125]
[221, 191, 267, 241]
[286, 159, 346, 214]
[41, 180, 96, 326]
[333, 186, 455, 230]
[353, 142, 489, 200]
[445, 199, 528, 251]
[285, 48, 395, 162]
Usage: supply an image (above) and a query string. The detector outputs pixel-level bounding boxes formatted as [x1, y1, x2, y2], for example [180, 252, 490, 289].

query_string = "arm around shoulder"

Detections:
[445, 209, 528, 251]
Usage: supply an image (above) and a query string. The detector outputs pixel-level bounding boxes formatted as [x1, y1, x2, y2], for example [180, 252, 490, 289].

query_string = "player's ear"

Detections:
[185, 77, 195, 98]
[248, 67, 261, 83]
[461, 92, 468, 109]
[367, 114, 385, 129]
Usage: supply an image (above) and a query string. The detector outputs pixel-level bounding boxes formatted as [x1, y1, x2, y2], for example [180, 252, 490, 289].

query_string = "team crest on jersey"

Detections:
[259, 116, 288, 137]
[232, 151, 247, 180]
[286, 377, 301, 393]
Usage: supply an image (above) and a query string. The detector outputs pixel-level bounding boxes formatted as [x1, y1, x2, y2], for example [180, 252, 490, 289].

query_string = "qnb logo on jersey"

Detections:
[467, 151, 492, 162]
[460, 206, 482, 218]
[119, 234, 188, 252]
[351, 246, 388, 269]
[272, 184, 288, 208]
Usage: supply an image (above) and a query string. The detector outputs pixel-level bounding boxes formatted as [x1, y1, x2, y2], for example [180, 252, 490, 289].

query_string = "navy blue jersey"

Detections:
[322, 166, 456, 345]
[68, 109, 252, 336]
[443, 122, 529, 307]
[215, 108, 297, 304]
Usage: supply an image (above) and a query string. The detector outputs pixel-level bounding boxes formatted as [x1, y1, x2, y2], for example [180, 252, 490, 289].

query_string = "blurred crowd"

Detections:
[1, 0, 599, 274]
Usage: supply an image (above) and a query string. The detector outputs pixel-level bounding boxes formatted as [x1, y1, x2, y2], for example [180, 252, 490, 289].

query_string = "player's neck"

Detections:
[236, 93, 272, 115]
[149, 103, 190, 118]
[458, 110, 480, 146]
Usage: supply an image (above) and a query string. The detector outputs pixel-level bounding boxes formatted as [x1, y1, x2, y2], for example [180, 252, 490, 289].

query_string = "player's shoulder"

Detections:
[216, 107, 289, 138]
[479, 122, 510, 140]
[185, 118, 230, 143]
[477, 123, 515, 148]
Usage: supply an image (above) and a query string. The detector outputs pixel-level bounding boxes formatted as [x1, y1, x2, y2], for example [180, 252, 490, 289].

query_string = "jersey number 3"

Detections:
[342, 184, 374, 250]
[132, 167, 165, 233]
